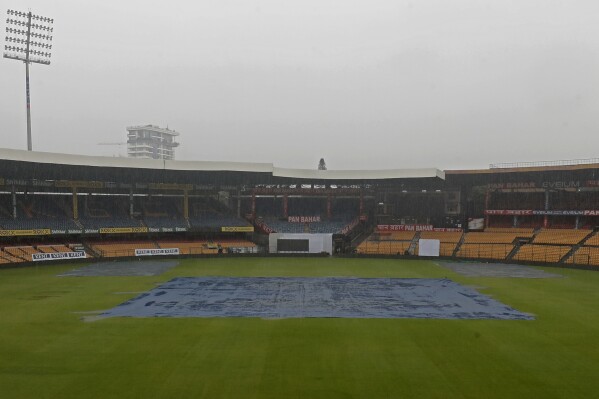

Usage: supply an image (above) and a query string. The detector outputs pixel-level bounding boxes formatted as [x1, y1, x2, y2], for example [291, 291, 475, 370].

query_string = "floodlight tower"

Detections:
[3, 9, 54, 151]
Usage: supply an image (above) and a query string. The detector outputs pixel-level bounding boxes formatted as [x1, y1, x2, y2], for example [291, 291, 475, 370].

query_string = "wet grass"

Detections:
[1, 257, 598, 398]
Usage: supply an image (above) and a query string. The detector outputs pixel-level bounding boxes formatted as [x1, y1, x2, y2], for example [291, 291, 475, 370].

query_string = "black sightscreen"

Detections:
[277, 239, 309, 252]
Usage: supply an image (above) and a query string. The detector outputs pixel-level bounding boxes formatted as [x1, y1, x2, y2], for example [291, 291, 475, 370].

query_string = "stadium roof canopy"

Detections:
[0, 148, 444, 185]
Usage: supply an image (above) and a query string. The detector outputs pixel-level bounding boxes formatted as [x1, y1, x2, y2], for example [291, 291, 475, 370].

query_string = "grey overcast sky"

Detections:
[1, 0, 599, 170]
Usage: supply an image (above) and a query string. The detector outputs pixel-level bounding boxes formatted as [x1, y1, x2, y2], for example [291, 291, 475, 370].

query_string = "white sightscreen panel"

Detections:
[418, 239, 440, 257]
[269, 233, 333, 254]
[468, 218, 485, 230]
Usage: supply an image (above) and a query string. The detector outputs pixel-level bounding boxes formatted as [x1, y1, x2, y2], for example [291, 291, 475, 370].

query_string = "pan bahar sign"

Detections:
[288, 216, 321, 223]
[32, 251, 86, 261]
[377, 224, 433, 231]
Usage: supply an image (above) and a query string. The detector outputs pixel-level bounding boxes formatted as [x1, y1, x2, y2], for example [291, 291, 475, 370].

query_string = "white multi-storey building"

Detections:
[126, 125, 180, 160]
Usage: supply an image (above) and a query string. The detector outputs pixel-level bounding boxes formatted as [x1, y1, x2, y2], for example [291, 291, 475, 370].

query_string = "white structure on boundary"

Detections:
[269, 233, 334, 254]
[126, 125, 180, 160]
[418, 239, 440, 257]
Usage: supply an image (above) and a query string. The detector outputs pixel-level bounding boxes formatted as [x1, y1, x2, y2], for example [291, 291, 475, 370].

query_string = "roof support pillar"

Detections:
[359, 191, 364, 216]
[544, 190, 550, 228]
[183, 189, 189, 219]
[484, 188, 490, 228]
[72, 187, 78, 220]
[11, 185, 17, 219]
[129, 188, 134, 217]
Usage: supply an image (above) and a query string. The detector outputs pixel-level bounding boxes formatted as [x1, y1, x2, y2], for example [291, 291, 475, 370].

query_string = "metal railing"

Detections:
[456, 244, 513, 260]
[356, 241, 414, 255]
[512, 245, 570, 263]
[567, 248, 599, 266]
[356, 241, 518, 260]
[490, 158, 599, 169]
[99, 246, 259, 258]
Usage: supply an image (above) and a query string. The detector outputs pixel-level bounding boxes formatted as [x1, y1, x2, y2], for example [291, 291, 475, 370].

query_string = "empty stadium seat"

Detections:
[464, 232, 521, 244]
[484, 228, 535, 236]
[533, 229, 591, 245]
[260, 216, 354, 234]
[157, 240, 256, 255]
[357, 241, 412, 255]
[378, 231, 416, 241]
[582, 233, 599, 246]
[457, 244, 513, 260]
[567, 246, 599, 266]
[513, 245, 570, 263]
[91, 242, 157, 257]
[188, 213, 252, 230]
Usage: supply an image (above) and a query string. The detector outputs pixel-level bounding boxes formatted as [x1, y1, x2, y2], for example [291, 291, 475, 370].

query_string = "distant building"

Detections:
[126, 125, 180, 160]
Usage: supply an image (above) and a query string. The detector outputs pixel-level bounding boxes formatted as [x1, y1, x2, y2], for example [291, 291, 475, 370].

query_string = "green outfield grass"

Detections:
[1, 257, 598, 398]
